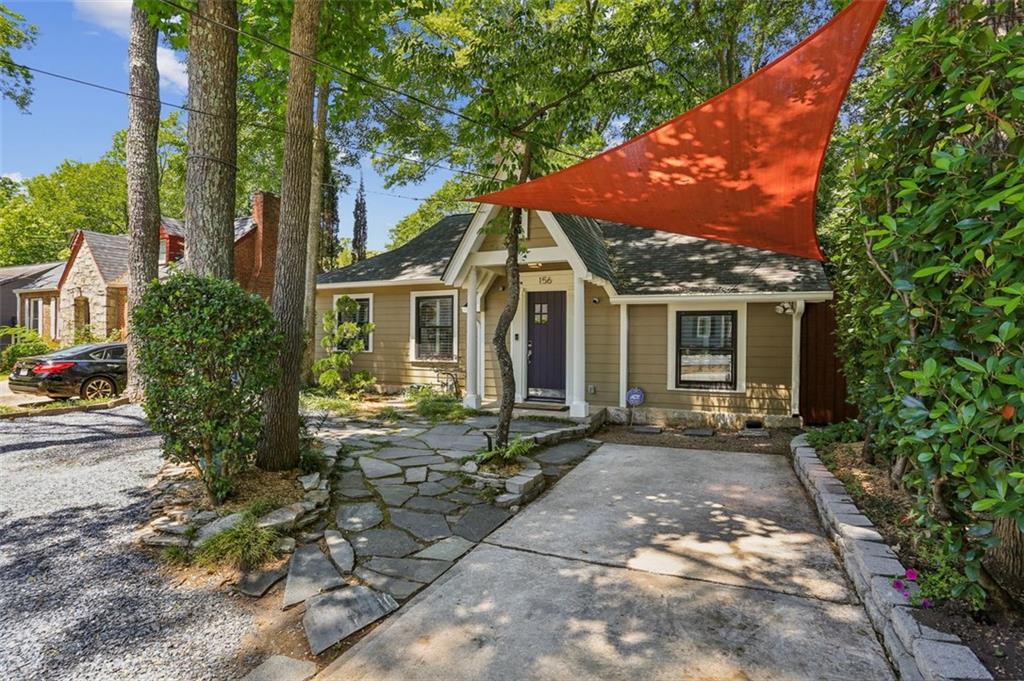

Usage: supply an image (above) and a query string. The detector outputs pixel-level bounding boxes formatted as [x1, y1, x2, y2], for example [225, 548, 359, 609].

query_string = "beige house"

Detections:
[315, 206, 833, 427]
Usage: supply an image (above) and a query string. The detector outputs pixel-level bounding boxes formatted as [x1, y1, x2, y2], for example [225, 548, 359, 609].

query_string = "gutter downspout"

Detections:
[791, 300, 806, 418]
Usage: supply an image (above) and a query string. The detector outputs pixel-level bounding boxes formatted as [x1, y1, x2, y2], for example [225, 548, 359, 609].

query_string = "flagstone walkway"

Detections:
[245, 414, 599, 666]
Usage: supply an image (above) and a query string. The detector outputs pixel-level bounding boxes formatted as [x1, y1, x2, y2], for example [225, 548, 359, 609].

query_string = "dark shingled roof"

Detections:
[317, 211, 829, 295]
[599, 220, 829, 295]
[81, 231, 130, 283]
[318, 213, 473, 284]
[161, 216, 256, 241]
[552, 213, 618, 286]
[22, 262, 65, 291]
[0, 261, 64, 286]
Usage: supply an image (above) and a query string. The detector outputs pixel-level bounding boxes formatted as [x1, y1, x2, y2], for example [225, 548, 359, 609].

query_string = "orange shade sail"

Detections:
[472, 0, 886, 260]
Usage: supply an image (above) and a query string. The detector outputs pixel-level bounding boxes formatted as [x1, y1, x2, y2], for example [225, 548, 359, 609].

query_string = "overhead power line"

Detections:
[0, 57, 503, 186]
[156, 0, 590, 162]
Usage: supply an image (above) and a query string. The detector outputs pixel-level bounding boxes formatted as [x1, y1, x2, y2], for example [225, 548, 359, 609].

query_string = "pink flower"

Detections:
[892, 579, 905, 591]
[903, 591, 910, 600]
[905, 568, 918, 582]
[921, 598, 933, 609]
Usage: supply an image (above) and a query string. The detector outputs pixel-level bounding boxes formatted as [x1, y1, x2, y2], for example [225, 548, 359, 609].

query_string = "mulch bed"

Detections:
[595, 424, 799, 456]
[816, 442, 1024, 680]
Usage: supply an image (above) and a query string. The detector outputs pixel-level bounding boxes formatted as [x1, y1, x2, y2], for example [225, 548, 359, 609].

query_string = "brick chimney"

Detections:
[246, 191, 279, 301]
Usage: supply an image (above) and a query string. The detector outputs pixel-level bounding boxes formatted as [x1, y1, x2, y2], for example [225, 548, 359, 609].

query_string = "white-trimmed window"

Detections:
[24, 298, 42, 335]
[411, 291, 458, 361]
[667, 303, 746, 393]
[333, 293, 373, 353]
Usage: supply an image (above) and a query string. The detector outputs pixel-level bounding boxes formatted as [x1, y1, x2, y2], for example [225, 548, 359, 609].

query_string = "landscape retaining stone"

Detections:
[789, 436, 991, 681]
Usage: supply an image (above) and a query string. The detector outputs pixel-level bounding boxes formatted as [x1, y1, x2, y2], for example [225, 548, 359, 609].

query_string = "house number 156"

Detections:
[538, 275, 552, 285]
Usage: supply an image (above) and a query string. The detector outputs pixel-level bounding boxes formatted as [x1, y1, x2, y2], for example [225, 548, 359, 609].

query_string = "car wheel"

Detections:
[81, 377, 117, 400]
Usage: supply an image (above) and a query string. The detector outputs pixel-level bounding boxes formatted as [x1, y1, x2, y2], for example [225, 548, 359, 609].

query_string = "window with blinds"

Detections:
[415, 295, 455, 360]
[675, 311, 737, 390]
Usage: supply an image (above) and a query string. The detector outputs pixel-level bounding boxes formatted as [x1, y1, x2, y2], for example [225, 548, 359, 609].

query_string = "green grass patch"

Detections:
[377, 406, 403, 422]
[194, 514, 279, 569]
[300, 389, 354, 416]
[160, 545, 191, 566]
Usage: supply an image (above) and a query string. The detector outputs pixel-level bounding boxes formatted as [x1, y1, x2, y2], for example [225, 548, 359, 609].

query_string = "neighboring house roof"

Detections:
[162, 216, 257, 241]
[16, 262, 66, 292]
[0, 261, 64, 286]
[318, 214, 474, 285]
[319, 210, 829, 296]
[81, 230, 131, 284]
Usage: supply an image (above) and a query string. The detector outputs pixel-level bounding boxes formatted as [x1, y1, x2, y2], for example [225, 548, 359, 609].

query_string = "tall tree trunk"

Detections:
[492, 145, 532, 448]
[183, 0, 237, 278]
[258, 0, 322, 471]
[302, 78, 330, 386]
[125, 1, 161, 402]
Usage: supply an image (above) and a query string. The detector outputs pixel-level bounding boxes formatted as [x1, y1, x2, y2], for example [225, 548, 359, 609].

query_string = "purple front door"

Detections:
[527, 291, 566, 401]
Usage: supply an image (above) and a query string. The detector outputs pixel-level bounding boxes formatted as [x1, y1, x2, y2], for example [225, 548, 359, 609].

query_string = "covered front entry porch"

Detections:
[460, 263, 590, 418]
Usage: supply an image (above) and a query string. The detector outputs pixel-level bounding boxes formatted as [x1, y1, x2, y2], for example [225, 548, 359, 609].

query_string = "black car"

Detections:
[8, 342, 127, 400]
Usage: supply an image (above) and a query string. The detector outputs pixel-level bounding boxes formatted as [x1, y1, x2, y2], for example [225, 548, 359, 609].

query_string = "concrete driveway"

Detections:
[318, 443, 893, 680]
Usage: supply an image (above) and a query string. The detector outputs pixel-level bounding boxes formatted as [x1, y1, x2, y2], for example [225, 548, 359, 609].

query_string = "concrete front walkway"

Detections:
[317, 444, 894, 681]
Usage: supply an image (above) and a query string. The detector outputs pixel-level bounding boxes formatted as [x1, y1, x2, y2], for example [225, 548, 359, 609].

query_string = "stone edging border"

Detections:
[789, 434, 992, 681]
[0, 396, 131, 420]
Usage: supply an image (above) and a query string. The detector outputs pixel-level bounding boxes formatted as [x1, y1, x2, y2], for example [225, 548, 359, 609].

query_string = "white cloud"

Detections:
[2, 172, 24, 183]
[73, 0, 130, 38]
[157, 47, 188, 93]
[74, 0, 188, 94]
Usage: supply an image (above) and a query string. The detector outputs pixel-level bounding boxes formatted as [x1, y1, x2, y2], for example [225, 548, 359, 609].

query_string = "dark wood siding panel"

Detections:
[800, 301, 857, 425]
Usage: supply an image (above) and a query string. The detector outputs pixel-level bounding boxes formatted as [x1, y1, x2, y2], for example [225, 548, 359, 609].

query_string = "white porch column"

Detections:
[790, 300, 806, 417]
[570, 274, 588, 417]
[463, 267, 481, 409]
[619, 303, 628, 408]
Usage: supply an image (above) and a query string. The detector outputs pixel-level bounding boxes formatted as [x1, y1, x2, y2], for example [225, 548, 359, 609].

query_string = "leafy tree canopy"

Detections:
[0, 159, 127, 266]
[0, 2, 36, 110]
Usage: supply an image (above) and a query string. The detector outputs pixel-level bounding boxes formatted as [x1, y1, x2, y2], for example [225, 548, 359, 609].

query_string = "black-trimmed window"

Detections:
[675, 311, 737, 390]
[336, 296, 372, 352]
[415, 295, 455, 360]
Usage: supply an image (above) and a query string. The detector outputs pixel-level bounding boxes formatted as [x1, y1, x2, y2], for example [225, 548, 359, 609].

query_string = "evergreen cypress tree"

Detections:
[352, 176, 367, 262]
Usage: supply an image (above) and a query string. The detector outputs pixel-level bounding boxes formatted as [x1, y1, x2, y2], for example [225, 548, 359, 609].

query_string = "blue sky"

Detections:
[0, 0, 446, 251]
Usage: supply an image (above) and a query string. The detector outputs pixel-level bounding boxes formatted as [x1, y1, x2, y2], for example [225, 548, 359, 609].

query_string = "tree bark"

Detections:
[258, 0, 322, 471]
[125, 1, 161, 402]
[492, 146, 532, 448]
[302, 78, 330, 386]
[183, 0, 237, 278]
[986, 516, 1024, 610]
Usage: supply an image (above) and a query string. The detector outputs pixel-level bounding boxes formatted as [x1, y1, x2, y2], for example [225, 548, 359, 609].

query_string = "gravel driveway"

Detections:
[0, 406, 257, 680]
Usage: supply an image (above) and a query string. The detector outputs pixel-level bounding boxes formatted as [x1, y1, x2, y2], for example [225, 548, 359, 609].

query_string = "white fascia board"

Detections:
[316, 278, 441, 290]
[442, 203, 497, 286]
[609, 290, 834, 305]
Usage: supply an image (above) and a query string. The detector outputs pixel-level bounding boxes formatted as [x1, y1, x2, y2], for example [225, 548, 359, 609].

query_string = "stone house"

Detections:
[14, 192, 280, 346]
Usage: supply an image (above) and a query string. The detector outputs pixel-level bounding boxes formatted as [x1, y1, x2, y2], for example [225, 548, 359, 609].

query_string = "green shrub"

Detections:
[0, 326, 53, 372]
[415, 394, 470, 422]
[193, 514, 278, 569]
[72, 324, 122, 346]
[314, 296, 376, 394]
[805, 420, 866, 450]
[824, 2, 1024, 601]
[133, 273, 282, 502]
